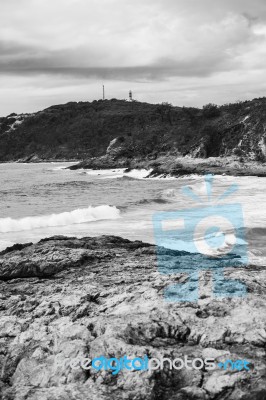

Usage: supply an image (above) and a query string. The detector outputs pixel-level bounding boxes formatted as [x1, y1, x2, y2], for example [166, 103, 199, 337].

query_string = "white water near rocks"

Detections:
[0, 162, 265, 265]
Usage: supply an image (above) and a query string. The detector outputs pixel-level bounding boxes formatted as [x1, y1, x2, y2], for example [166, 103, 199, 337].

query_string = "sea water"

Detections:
[0, 162, 265, 265]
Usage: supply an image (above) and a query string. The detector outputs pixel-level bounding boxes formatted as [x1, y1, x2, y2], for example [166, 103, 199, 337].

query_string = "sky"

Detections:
[1, 0, 266, 115]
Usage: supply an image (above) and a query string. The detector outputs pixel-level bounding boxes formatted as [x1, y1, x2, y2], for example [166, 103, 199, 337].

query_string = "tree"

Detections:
[202, 103, 220, 118]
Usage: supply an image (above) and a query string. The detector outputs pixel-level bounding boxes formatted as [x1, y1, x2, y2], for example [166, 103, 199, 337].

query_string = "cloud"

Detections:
[0, 13, 264, 79]
[0, 0, 266, 114]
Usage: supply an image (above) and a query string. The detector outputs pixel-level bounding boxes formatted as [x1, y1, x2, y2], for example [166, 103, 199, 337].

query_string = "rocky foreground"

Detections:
[0, 236, 265, 400]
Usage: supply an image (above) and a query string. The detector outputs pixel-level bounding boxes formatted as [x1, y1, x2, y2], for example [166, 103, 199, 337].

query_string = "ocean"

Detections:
[0, 162, 265, 265]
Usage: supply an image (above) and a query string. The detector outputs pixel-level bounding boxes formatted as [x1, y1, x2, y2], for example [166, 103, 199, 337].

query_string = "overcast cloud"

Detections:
[1, 0, 266, 115]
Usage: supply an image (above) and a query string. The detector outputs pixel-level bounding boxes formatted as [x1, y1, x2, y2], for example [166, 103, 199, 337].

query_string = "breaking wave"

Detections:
[0, 205, 120, 233]
[124, 169, 152, 179]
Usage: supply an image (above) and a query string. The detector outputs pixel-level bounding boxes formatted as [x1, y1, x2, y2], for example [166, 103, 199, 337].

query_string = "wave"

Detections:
[43, 181, 94, 188]
[51, 166, 67, 171]
[0, 205, 120, 233]
[85, 168, 152, 180]
[124, 169, 152, 179]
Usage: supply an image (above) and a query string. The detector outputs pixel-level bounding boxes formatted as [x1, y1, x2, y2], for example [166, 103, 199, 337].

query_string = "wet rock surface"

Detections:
[69, 153, 266, 178]
[0, 236, 265, 399]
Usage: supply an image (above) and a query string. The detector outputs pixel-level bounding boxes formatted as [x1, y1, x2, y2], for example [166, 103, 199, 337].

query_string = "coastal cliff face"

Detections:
[0, 236, 265, 400]
[1, 98, 266, 163]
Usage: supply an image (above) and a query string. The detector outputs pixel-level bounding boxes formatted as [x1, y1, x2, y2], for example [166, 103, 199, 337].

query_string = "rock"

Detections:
[204, 371, 244, 397]
[106, 136, 132, 158]
[0, 316, 21, 338]
[0, 235, 265, 399]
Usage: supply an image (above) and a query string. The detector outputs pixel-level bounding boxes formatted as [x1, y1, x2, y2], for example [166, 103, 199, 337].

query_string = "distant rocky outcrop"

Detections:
[0, 235, 265, 399]
[1, 98, 266, 163]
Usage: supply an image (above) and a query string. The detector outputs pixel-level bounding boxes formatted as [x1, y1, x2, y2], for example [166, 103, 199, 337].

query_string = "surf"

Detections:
[0, 205, 120, 233]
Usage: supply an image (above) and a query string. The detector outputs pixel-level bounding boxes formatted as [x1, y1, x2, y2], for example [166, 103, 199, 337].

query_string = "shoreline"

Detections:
[68, 155, 266, 178]
[1, 155, 266, 177]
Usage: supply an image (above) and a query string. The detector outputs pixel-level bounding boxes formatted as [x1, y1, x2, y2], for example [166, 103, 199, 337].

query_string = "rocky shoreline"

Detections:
[67, 126, 266, 177]
[68, 154, 266, 178]
[0, 235, 265, 399]
[1, 153, 265, 178]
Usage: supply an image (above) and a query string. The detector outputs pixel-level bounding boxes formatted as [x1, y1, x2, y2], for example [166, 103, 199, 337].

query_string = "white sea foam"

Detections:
[0, 205, 120, 233]
[85, 169, 125, 179]
[84, 168, 152, 179]
[52, 166, 67, 171]
[124, 169, 153, 179]
[51, 165, 73, 171]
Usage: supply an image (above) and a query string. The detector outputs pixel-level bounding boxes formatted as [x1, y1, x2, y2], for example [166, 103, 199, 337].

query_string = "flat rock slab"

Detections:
[0, 236, 265, 400]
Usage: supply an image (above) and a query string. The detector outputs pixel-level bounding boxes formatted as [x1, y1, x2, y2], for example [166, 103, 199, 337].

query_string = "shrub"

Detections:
[202, 103, 220, 118]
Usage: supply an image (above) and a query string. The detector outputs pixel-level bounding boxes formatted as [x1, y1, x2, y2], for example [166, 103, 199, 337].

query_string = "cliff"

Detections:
[1, 98, 266, 163]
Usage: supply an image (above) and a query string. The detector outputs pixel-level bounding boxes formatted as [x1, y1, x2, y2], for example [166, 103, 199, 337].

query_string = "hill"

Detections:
[0, 98, 266, 163]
